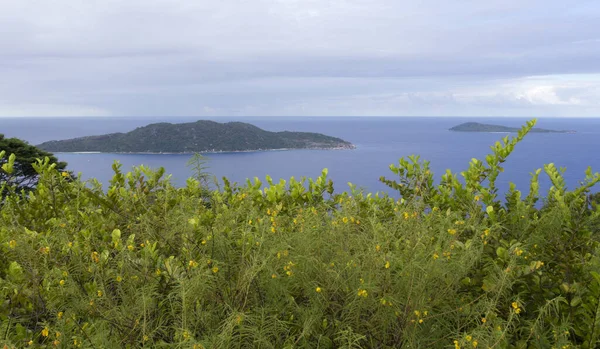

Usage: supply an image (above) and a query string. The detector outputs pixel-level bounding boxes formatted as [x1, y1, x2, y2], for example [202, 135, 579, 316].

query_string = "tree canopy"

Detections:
[0, 134, 67, 194]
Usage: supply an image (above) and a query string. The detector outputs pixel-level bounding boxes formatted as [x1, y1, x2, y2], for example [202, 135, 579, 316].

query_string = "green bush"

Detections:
[0, 120, 599, 348]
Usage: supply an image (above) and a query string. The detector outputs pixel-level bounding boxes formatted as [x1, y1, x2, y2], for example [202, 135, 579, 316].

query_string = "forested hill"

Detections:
[37, 120, 355, 153]
[450, 122, 575, 133]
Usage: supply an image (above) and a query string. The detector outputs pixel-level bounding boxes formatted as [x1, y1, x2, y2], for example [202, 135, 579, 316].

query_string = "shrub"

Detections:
[0, 120, 599, 348]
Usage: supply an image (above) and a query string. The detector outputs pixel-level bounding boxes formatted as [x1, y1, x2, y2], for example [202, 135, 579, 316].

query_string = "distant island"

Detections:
[449, 122, 575, 134]
[37, 120, 356, 153]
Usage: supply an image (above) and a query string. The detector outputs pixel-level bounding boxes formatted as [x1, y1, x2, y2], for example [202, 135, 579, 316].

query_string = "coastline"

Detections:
[57, 145, 356, 155]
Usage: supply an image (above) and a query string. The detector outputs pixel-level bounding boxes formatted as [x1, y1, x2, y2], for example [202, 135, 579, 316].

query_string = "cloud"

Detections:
[0, 103, 112, 117]
[0, 0, 599, 117]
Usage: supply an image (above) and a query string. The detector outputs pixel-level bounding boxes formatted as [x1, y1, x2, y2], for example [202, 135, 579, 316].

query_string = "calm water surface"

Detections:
[2, 117, 599, 196]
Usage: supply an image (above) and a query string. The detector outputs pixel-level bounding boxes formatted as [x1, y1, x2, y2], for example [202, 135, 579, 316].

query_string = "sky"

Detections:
[1, 0, 600, 117]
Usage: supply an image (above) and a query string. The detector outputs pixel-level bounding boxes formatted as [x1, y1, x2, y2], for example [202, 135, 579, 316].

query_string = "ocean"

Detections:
[2, 116, 600, 197]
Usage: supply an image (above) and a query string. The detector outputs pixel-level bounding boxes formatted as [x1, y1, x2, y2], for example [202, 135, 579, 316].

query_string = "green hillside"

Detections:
[37, 120, 355, 153]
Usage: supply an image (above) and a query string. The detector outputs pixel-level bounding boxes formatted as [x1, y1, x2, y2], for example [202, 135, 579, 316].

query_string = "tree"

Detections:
[0, 134, 67, 194]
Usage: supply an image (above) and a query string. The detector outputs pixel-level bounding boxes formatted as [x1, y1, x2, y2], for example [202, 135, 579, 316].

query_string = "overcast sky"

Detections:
[1, 0, 599, 117]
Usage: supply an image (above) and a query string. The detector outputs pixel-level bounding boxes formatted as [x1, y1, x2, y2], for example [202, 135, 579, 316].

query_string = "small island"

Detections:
[37, 120, 355, 153]
[449, 122, 575, 134]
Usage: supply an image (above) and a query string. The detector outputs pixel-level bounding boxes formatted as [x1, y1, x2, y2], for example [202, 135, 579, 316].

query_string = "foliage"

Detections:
[36, 120, 354, 153]
[0, 134, 67, 196]
[0, 119, 599, 348]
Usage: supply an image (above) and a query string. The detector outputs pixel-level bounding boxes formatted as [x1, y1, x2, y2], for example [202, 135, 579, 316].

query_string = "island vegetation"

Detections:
[450, 121, 575, 133]
[0, 134, 67, 196]
[36, 120, 355, 153]
[1, 120, 600, 348]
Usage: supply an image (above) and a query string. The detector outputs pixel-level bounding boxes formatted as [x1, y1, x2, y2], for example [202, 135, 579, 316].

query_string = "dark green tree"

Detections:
[0, 134, 67, 194]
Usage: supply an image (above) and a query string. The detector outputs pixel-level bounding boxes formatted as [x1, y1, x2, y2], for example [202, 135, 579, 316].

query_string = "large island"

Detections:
[449, 122, 575, 133]
[37, 120, 355, 153]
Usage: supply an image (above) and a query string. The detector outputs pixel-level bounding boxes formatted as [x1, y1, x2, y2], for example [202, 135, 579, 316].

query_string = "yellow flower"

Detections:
[403, 212, 409, 220]
[515, 248, 523, 256]
[511, 302, 518, 309]
[315, 287, 322, 293]
[271, 226, 276, 233]
[448, 229, 457, 235]
[357, 289, 368, 297]
[474, 195, 481, 201]
[481, 317, 486, 323]
[465, 335, 472, 341]
[61, 171, 69, 177]
[515, 308, 521, 314]
[472, 340, 478, 348]
[454, 340, 460, 349]
[375, 244, 381, 252]
[91, 251, 99, 263]
[188, 260, 198, 268]
[342, 217, 349, 224]
[201, 240, 206, 245]
[384, 261, 390, 269]
[414, 310, 420, 317]
[8, 240, 16, 248]
[59, 279, 65, 286]
[116, 275, 123, 282]
[42, 327, 49, 337]
[57, 312, 63, 319]
[418, 319, 423, 324]
[212, 266, 219, 274]
[433, 252, 439, 260]
[53, 339, 60, 346]
[28, 340, 33, 345]
[97, 290, 103, 297]
[271, 274, 277, 279]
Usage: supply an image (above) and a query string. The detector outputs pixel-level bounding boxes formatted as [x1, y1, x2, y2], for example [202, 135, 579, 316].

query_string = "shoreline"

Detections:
[57, 145, 356, 155]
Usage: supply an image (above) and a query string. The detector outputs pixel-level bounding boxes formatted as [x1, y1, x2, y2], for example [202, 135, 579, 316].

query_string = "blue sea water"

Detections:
[1, 117, 600, 197]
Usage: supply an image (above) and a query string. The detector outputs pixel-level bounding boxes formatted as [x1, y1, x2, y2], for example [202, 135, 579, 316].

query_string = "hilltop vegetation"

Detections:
[1, 120, 600, 348]
[450, 122, 575, 133]
[36, 120, 355, 153]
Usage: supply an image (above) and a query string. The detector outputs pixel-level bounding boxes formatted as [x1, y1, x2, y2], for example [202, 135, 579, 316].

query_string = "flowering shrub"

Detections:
[0, 120, 599, 348]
